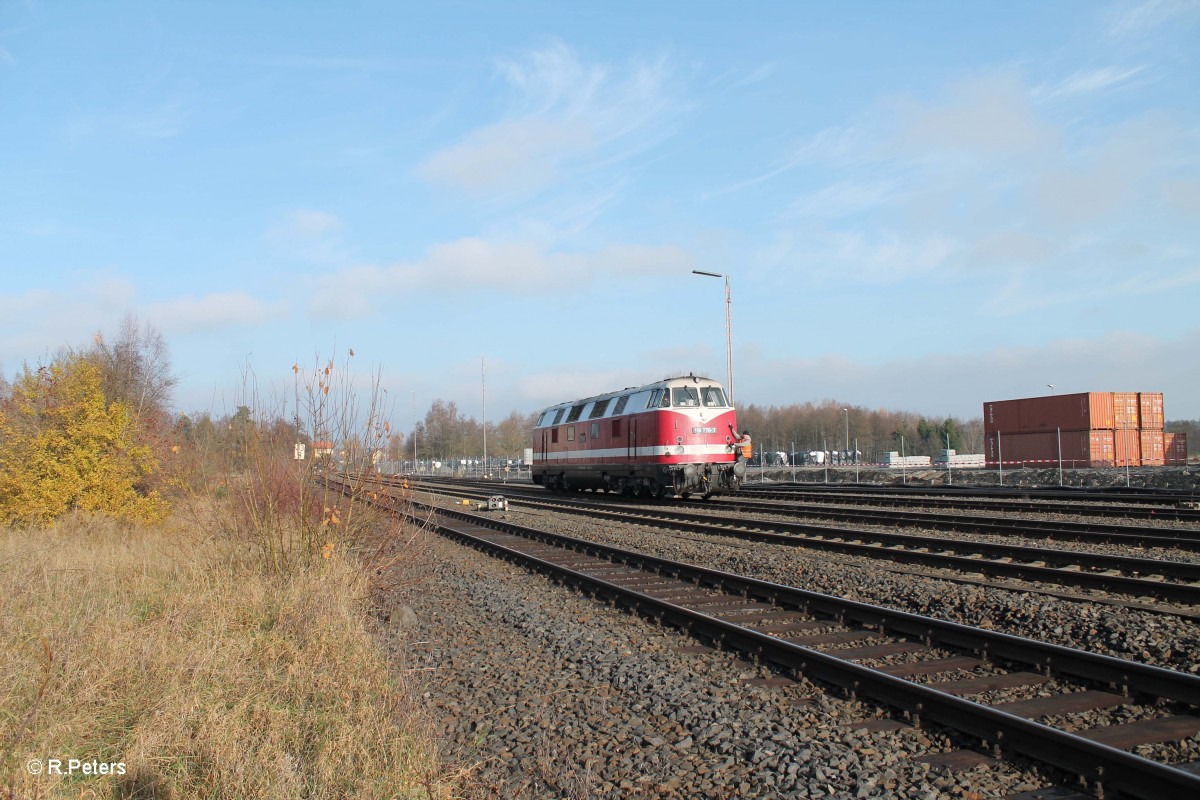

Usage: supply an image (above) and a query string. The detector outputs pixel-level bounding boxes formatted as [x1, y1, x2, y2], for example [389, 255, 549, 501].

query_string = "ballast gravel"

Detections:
[380, 533, 1053, 799]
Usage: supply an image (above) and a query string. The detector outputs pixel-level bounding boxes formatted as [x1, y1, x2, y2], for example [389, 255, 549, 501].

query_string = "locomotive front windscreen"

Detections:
[701, 387, 727, 407]
[671, 387, 700, 407]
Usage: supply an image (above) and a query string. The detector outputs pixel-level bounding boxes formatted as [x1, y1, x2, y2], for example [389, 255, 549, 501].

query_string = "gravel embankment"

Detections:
[378, 533, 1055, 799]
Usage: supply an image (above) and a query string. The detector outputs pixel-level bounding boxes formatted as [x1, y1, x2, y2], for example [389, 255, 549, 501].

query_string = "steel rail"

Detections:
[736, 486, 1200, 525]
[743, 481, 1199, 505]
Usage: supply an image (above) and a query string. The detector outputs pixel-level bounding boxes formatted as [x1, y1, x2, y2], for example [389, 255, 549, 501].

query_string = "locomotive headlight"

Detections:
[726, 444, 734, 453]
[675, 445, 685, 455]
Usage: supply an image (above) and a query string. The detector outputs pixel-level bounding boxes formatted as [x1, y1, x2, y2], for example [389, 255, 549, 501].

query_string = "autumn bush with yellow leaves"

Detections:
[0, 354, 167, 527]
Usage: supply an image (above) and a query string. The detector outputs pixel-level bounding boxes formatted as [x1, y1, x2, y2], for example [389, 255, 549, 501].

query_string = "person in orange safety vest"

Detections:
[729, 424, 753, 461]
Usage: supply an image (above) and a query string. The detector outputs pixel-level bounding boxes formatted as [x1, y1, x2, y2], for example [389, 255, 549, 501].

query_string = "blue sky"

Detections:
[3, 0, 1199, 428]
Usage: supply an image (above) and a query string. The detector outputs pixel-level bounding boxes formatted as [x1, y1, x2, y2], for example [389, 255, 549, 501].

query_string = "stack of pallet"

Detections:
[982, 392, 1170, 469]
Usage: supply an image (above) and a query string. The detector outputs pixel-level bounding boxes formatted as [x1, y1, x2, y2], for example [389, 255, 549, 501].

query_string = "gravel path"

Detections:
[379, 533, 1057, 799]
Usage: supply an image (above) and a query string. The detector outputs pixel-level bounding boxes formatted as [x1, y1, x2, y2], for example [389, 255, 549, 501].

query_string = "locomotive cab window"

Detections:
[646, 389, 662, 409]
[701, 387, 727, 407]
[671, 387, 700, 407]
[659, 390, 671, 408]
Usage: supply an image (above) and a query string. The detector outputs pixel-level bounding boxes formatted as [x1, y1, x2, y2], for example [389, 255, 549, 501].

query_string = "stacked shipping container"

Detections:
[1165, 432, 1189, 466]
[983, 391, 1170, 469]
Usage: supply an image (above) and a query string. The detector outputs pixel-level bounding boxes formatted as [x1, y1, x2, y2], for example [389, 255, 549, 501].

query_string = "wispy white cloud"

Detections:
[981, 264, 1200, 317]
[275, 209, 344, 238]
[0, 277, 137, 362]
[418, 117, 593, 193]
[265, 209, 347, 264]
[306, 237, 693, 317]
[704, 122, 872, 198]
[1162, 179, 1200, 216]
[1033, 65, 1146, 100]
[782, 181, 894, 220]
[65, 99, 189, 142]
[417, 40, 683, 197]
[242, 55, 426, 71]
[816, 230, 960, 283]
[143, 292, 279, 333]
[892, 73, 1060, 157]
[709, 62, 777, 90]
[1104, 0, 1200, 39]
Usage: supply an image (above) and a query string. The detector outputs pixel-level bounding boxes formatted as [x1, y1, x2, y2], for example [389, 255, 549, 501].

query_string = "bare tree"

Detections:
[88, 312, 178, 424]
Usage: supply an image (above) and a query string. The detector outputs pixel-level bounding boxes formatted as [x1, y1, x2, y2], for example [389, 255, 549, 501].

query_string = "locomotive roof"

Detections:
[541, 373, 723, 411]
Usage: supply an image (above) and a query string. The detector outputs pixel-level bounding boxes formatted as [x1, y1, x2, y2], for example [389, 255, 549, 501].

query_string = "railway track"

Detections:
[336, 477, 1200, 800]
[740, 483, 1200, 523]
[396, 478, 1200, 607]
[412, 476, 1200, 550]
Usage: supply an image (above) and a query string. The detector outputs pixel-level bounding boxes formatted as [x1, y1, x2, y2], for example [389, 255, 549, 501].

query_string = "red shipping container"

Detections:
[983, 399, 1021, 435]
[1165, 432, 1188, 466]
[985, 430, 1114, 468]
[1113, 392, 1139, 429]
[1113, 425, 1140, 467]
[1016, 392, 1115, 433]
[1139, 430, 1164, 466]
[1138, 392, 1164, 430]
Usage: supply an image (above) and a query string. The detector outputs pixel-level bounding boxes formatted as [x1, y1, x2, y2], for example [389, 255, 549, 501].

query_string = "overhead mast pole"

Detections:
[481, 355, 487, 478]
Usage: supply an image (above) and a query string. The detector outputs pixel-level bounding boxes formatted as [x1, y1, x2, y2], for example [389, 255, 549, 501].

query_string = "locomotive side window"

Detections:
[701, 387, 727, 407]
[567, 427, 575, 441]
[566, 404, 586, 423]
[551, 428, 559, 443]
[671, 387, 700, 407]
[588, 399, 610, 419]
[659, 390, 671, 408]
[612, 419, 621, 437]
[646, 389, 661, 409]
[552, 408, 565, 425]
[613, 394, 630, 415]
[590, 422, 600, 438]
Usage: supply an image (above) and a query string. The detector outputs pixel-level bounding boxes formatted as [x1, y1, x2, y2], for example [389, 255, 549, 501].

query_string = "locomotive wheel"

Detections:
[649, 481, 665, 499]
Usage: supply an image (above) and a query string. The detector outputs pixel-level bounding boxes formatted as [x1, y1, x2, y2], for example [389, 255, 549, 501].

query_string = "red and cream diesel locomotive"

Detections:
[531, 374, 746, 499]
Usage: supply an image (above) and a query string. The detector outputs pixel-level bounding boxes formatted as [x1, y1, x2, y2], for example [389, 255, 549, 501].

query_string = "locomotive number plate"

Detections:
[692, 426, 716, 434]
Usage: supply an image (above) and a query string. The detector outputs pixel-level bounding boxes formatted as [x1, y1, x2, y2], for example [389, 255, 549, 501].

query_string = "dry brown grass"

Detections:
[0, 512, 447, 800]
